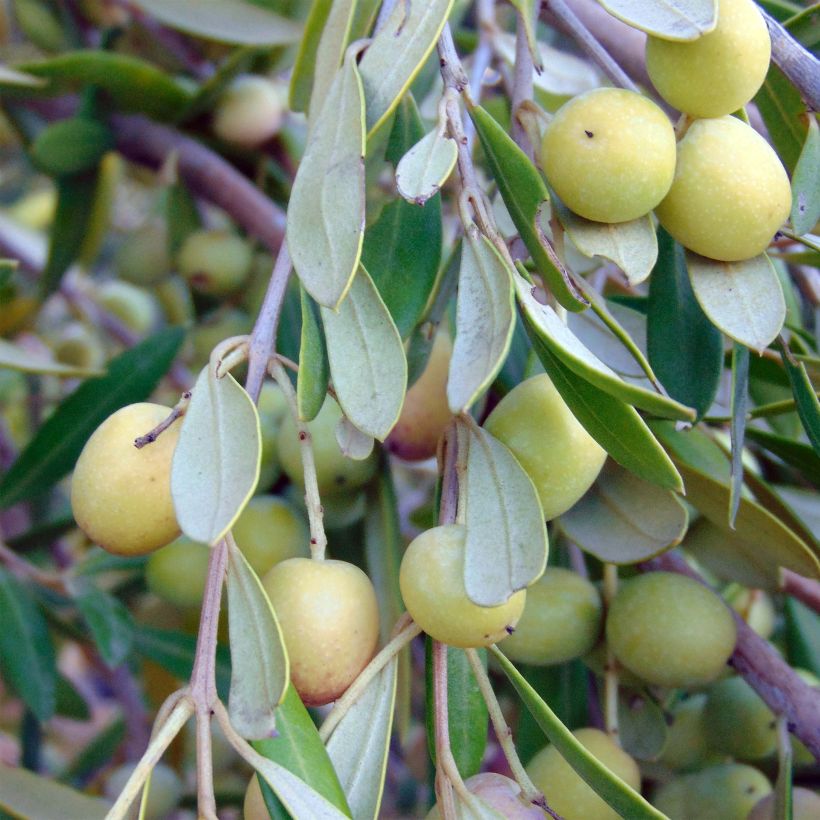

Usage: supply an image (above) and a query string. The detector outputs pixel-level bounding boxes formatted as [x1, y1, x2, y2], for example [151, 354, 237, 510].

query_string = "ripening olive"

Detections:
[725, 586, 775, 639]
[427, 773, 549, 818]
[114, 221, 171, 286]
[97, 280, 161, 336]
[646, 0, 771, 118]
[262, 557, 380, 705]
[212, 75, 285, 147]
[658, 694, 714, 772]
[145, 536, 210, 609]
[399, 524, 526, 648]
[654, 116, 790, 262]
[104, 762, 183, 820]
[177, 229, 253, 296]
[605, 572, 736, 688]
[500, 567, 602, 665]
[189, 307, 253, 369]
[540, 88, 676, 223]
[484, 374, 606, 520]
[71, 403, 181, 556]
[748, 788, 820, 820]
[51, 321, 106, 370]
[526, 728, 641, 820]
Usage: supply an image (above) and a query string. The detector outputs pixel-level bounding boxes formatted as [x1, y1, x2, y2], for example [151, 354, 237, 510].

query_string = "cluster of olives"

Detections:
[541, 0, 790, 262]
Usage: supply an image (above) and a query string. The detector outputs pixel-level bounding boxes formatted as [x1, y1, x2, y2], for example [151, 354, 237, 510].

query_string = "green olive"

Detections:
[115, 221, 171, 286]
[659, 694, 714, 772]
[212, 75, 285, 147]
[145, 537, 211, 609]
[177, 229, 253, 296]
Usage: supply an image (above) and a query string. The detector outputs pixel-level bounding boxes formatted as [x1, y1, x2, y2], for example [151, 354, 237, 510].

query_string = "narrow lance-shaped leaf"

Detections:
[288, 51, 365, 309]
[73, 583, 135, 669]
[790, 114, 820, 235]
[395, 127, 458, 205]
[507, 0, 543, 69]
[0, 338, 104, 378]
[171, 366, 261, 545]
[492, 647, 667, 820]
[0, 764, 110, 820]
[297, 287, 330, 422]
[461, 419, 548, 607]
[289, 0, 333, 112]
[470, 105, 587, 312]
[447, 227, 515, 414]
[0, 569, 56, 723]
[309, 0, 357, 125]
[558, 460, 688, 564]
[357, 0, 454, 136]
[729, 344, 750, 528]
[779, 339, 820, 456]
[226, 537, 289, 740]
[687, 251, 786, 353]
[745, 427, 820, 485]
[321, 266, 407, 441]
[595, 0, 717, 39]
[324, 657, 397, 820]
[0, 327, 184, 509]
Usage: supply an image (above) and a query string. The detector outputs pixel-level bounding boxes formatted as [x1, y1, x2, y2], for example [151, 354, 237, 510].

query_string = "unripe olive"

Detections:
[30, 117, 113, 177]
[748, 788, 820, 820]
[484, 374, 606, 520]
[541, 88, 676, 223]
[427, 773, 548, 818]
[71, 403, 181, 556]
[581, 641, 646, 690]
[145, 536, 210, 609]
[104, 762, 182, 820]
[212, 75, 285, 147]
[51, 321, 106, 370]
[189, 308, 253, 368]
[646, 0, 771, 118]
[155, 276, 195, 326]
[231, 495, 309, 577]
[277, 396, 378, 497]
[654, 116, 790, 262]
[606, 572, 736, 688]
[262, 557, 380, 705]
[500, 567, 602, 665]
[526, 727, 641, 820]
[97, 280, 160, 336]
[399, 524, 526, 648]
[659, 694, 713, 772]
[703, 676, 776, 760]
[653, 763, 771, 820]
[177, 229, 253, 296]
[387, 330, 452, 461]
[114, 221, 171, 286]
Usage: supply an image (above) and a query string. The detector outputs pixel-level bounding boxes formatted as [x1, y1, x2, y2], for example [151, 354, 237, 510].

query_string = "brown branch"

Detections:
[763, 10, 820, 112]
[641, 552, 820, 760]
[781, 568, 820, 615]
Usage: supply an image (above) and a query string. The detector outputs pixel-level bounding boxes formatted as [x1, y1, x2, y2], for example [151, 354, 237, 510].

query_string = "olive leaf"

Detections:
[297, 287, 329, 423]
[73, 583, 135, 669]
[596, 0, 717, 40]
[395, 127, 458, 206]
[171, 366, 261, 545]
[790, 114, 820, 235]
[0, 764, 110, 820]
[308, 0, 357, 125]
[618, 693, 668, 761]
[0, 338, 104, 378]
[335, 416, 375, 460]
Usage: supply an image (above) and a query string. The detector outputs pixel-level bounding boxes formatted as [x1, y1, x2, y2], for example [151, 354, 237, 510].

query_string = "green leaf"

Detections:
[527, 328, 683, 492]
[226, 538, 288, 739]
[325, 657, 397, 820]
[745, 427, 820, 484]
[289, 0, 333, 113]
[287, 51, 365, 309]
[618, 692, 667, 761]
[55, 674, 91, 721]
[321, 266, 407, 441]
[784, 2, 820, 48]
[395, 127, 457, 205]
[363, 95, 442, 338]
[40, 172, 99, 297]
[648, 229, 722, 419]
[0, 327, 184, 509]
[0, 338, 104, 378]
[308, 0, 356, 124]
[254, 686, 351, 817]
[507, 0, 542, 69]
[790, 115, 820, 235]
[425, 642, 488, 779]
[297, 287, 329, 422]
[62, 718, 125, 785]
[784, 597, 820, 677]
[492, 647, 666, 820]
[447, 228, 515, 413]
[555, 203, 657, 287]
[358, 0, 454, 136]
[17, 52, 193, 120]
[470, 105, 587, 312]
[517, 272, 694, 421]
[596, 0, 717, 39]
[0, 569, 56, 723]
[730, 344, 750, 527]
[0, 764, 110, 820]
[754, 64, 807, 173]
[172, 367, 261, 545]
[133, 0, 302, 45]
[73, 583, 134, 669]
[779, 341, 820, 455]
[461, 420, 548, 606]
[558, 460, 688, 564]
[687, 252, 785, 353]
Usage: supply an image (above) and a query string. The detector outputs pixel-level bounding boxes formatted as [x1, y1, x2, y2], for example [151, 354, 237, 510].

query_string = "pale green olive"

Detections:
[114, 220, 171, 285]
[212, 75, 285, 147]
[704, 676, 777, 760]
[97, 280, 160, 336]
[104, 762, 182, 820]
[659, 694, 714, 772]
[145, 536, 210, 609]
[177, 229, 253, 296]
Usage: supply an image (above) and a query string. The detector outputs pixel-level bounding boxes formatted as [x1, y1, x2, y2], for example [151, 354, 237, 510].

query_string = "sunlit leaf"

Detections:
[687, 251, 785, 353]
[297, 287, 329, 422]
[447, 228, 515, 414]
[559, 460, 688, 563]
[0, 764, 110, 819]
[308, 0, 357, 124]
[289, 0, 333, 112]
[73, 583, 134, 669]
[790, 115, 820, 235]
[396, 127, 458, 205]
[0, 338, 104, 377]
[596, 0, 717, 39]
[288, 52, 365, 309]
[321, 266, 406, 440]
[335, 416, 374, 460]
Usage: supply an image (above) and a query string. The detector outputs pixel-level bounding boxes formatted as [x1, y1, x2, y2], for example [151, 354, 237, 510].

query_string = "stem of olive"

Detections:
[603, 563, 620, 743]
[133, 392, 190, 449]
[775, 715, 794, 820]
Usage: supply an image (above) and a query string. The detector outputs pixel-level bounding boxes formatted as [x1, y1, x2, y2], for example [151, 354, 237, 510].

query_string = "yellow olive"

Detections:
[212, 75, 285, 147]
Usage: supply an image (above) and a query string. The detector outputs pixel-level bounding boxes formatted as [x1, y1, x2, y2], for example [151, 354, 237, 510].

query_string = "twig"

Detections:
[133, 392, 190, 449]
[780, 568, 820, 615]
[511, 12, 536, 160]
[640, 552, 820, 759]
[763, 10, 820, 112]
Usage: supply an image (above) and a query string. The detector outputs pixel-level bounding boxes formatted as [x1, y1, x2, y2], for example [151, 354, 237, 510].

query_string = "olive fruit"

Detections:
[658, 694, 713, 772]
[104, 762, 182, 820]
[212, 75, 285, 147]
[189, 307, 253, 368]
[399, 524, 526, 648]
[387, 330, 452, 461]
[277, 396, 378, 497]
[97, 280, 160, 336]
[605, 572, 736, 688]
[703, 676, 776, 760]
[500, 567, 602, 665]
[51, 322, 106, 370]
[427, 773, 548, 818]
[654, 116, 790, 262]
[145, 537, 210, 609]
[646, 0, 771, 118]
[114, 220, 171, 286]
[257, 382, 287, 490]
[484, 374, 606, 520]
[725, 586, 775, 639]
[540, 88, 676, 223]
[231, 495, 309, 577]
[71, 403, 181, 556]
[177, 229, 253, 296]
[526, 727, 641, 820]
[748, 788, 820, 820]
[262, 557, 380, 705]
